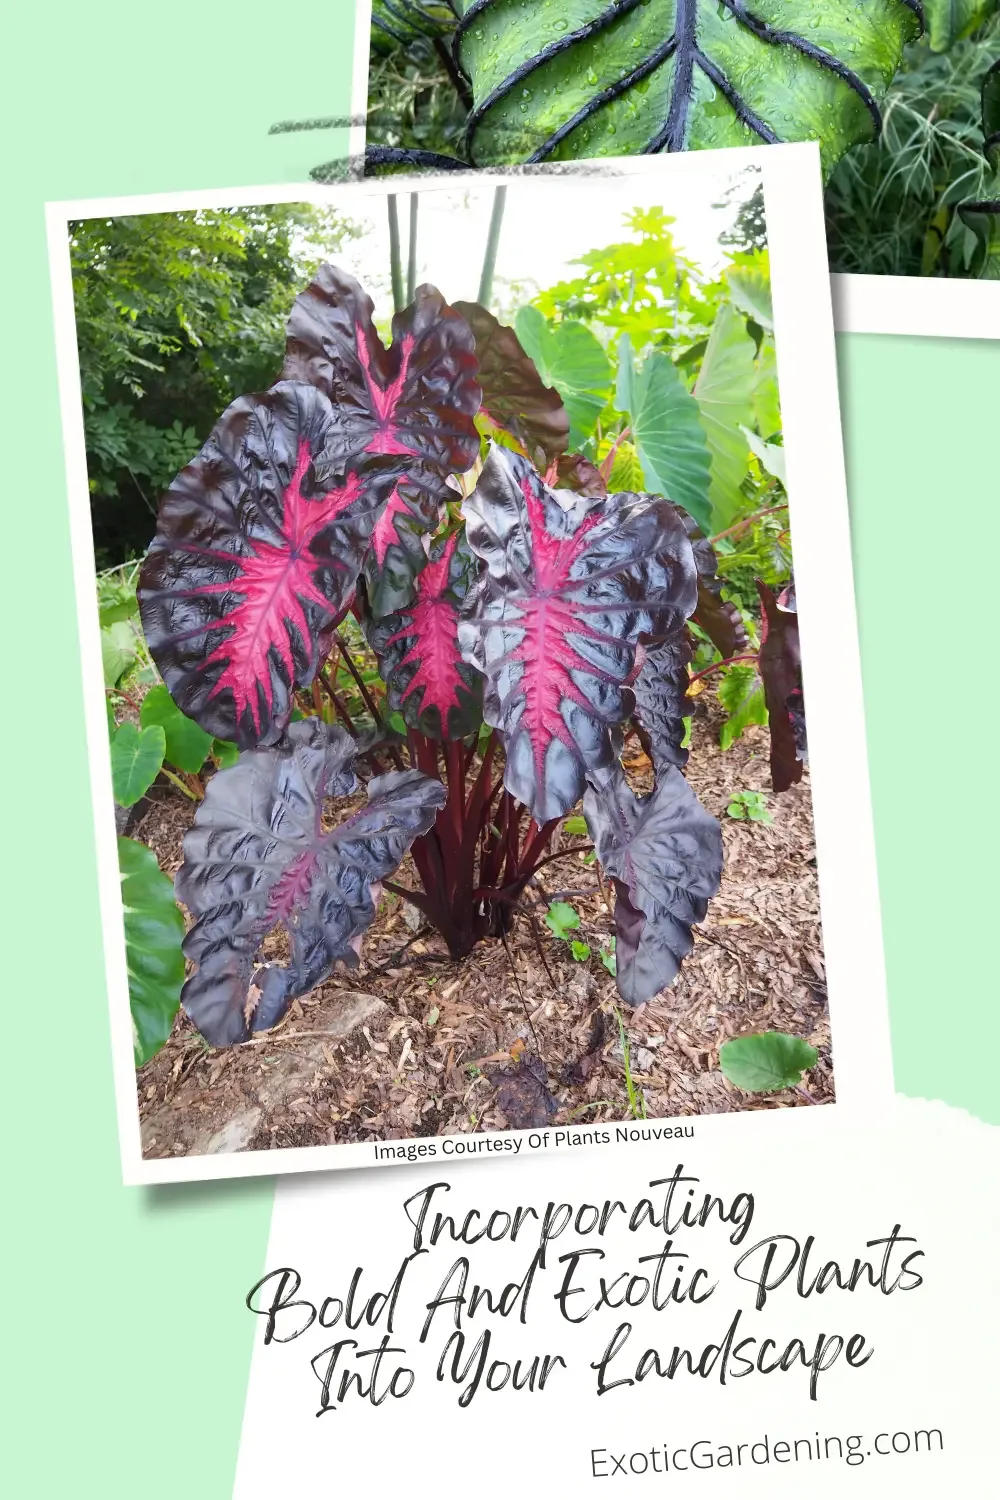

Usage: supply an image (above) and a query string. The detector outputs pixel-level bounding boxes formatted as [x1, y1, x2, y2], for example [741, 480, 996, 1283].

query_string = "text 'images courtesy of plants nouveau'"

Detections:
[362, 2, 1000, 280]
[97, 211, 820, 1149]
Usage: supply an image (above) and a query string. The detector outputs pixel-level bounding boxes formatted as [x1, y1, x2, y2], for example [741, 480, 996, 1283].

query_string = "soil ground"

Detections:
[134, 695, 832, 1161]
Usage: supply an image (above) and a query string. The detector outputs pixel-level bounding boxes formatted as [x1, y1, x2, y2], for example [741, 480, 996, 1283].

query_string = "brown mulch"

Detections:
[134, 696, 831, 1160]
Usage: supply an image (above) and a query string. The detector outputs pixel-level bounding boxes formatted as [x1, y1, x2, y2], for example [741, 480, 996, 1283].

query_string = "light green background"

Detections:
[2, 5, 996, 1495]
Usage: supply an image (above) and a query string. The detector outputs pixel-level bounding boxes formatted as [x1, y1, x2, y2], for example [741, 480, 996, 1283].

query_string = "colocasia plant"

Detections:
[138, 264, 800, 1047]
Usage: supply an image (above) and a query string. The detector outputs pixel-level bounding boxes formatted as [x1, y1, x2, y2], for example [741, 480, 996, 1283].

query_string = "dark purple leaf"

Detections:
[281, 263, 482, 477]
[453, 300, 569, 466]
[487, 1052, 558, 1128]
[757, 579, 805, 794]
[363, 470, 447, 617]
[584, 765, 723, 1006]
[670, 504, 749, 661]
[139, 383, 396, 748]
[366, 530, 483, 741]
[459, 446, 698, 822]
[174, 719, 447, 1046]
[630, 632, 693, 775]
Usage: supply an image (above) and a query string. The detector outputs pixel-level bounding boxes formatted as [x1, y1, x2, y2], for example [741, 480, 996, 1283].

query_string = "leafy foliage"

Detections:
[106, 229, 805, 1060]
[826, 17, 1000, 277]
[402, 2, 917, 172]
[119, 835, 186, 1066]
[460, 446, 697, 822]
[719, 1030, 818, 1091]
[584, 764, 724, 1007]
[72, 204, 359, 565]
[176, 721, 446, 1045]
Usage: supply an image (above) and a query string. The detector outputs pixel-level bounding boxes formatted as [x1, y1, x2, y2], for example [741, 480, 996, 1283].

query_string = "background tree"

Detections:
[72, 203, 358, 565]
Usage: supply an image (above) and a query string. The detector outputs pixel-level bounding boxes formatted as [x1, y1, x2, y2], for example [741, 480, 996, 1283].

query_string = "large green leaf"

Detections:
[719, 1031, 818, 1092]
[693, 301, 757, 530]
[717, 663, 767, 751]
[513, 306, 612, 449]
[139, 683, 214, 773]
[101, 621, 137, 687]
[616, 335, 713, 532]
[119, 835, 186, 1066]
[726, 251, 773, 331]
[452, 2, 918, 174]
[925, 0, 998, 52]
[742, 426, 786, 486]
[111, 722, 165, 806]
[752, 335, 782, 441]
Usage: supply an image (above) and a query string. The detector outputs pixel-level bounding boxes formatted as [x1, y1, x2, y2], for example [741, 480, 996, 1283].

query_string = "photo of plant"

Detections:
[72, 165, 833, 1163]
[356, 2, 1000, 280]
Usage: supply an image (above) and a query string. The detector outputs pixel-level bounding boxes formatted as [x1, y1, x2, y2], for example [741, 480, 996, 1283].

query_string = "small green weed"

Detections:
[726, 789, 773, 824]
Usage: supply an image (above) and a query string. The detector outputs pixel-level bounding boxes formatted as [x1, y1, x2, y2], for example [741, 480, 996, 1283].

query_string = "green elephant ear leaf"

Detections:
[111, 722, 165, 807]
[119, 836, 186, 1067]
[513, 305, 612, 449]
[139, 684, 214, 774]
[452, 1, 920, 174]
[616, 335, 713, 533]
[925, 0, 998, 52]
[726, 250, 773, 331]
[693, 301, 757, 530]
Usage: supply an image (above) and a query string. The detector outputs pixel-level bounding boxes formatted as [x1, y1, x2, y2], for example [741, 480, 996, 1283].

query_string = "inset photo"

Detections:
[47, 145, 890, 1182]
[358, 3, 1000, 285]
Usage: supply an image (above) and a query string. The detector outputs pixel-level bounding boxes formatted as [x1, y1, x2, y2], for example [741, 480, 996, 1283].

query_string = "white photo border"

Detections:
[46, 142, 894, 1185]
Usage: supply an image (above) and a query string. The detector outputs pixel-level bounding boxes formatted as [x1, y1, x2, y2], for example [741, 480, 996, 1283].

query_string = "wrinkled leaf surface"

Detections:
[281, 263, 481, 477]
[175, 721, 446, 1045]
[584, 763, 723, 1005]
[139, 383, 395, 749]
[366, 530, 483, 740]
[460, 447, 698, 822]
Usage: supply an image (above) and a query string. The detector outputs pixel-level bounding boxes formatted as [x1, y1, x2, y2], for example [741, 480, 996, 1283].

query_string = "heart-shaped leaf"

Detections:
[616, 334, 713, 534]
[693, 301, 757, 531]
[139, 383, 397, 749]
[139, 683, 214, 773]
[583, 762, 723, 1006]
[512, 306, 612, 450]
[363, 471, 446, 617]
[757, 579, 805, 791]
[111, 722, 165, 806]
[718, 662, 767, 751]
[101, 621, 137, 687]
[453, 300, 570, 465]
[280, 263, 482, 478]
[630, 633, 693, 776]
[719, 1030, 818, 1092]
[119, 835, 186, 1066]
[175, 720, 447, 1046]
[459, 446, 698, 822]
[452, 1, 919, 174]
[366, 530, 484, 740]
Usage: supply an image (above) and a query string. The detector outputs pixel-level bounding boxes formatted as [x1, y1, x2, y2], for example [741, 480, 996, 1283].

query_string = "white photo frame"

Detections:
[46, 142, 893, 1185]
